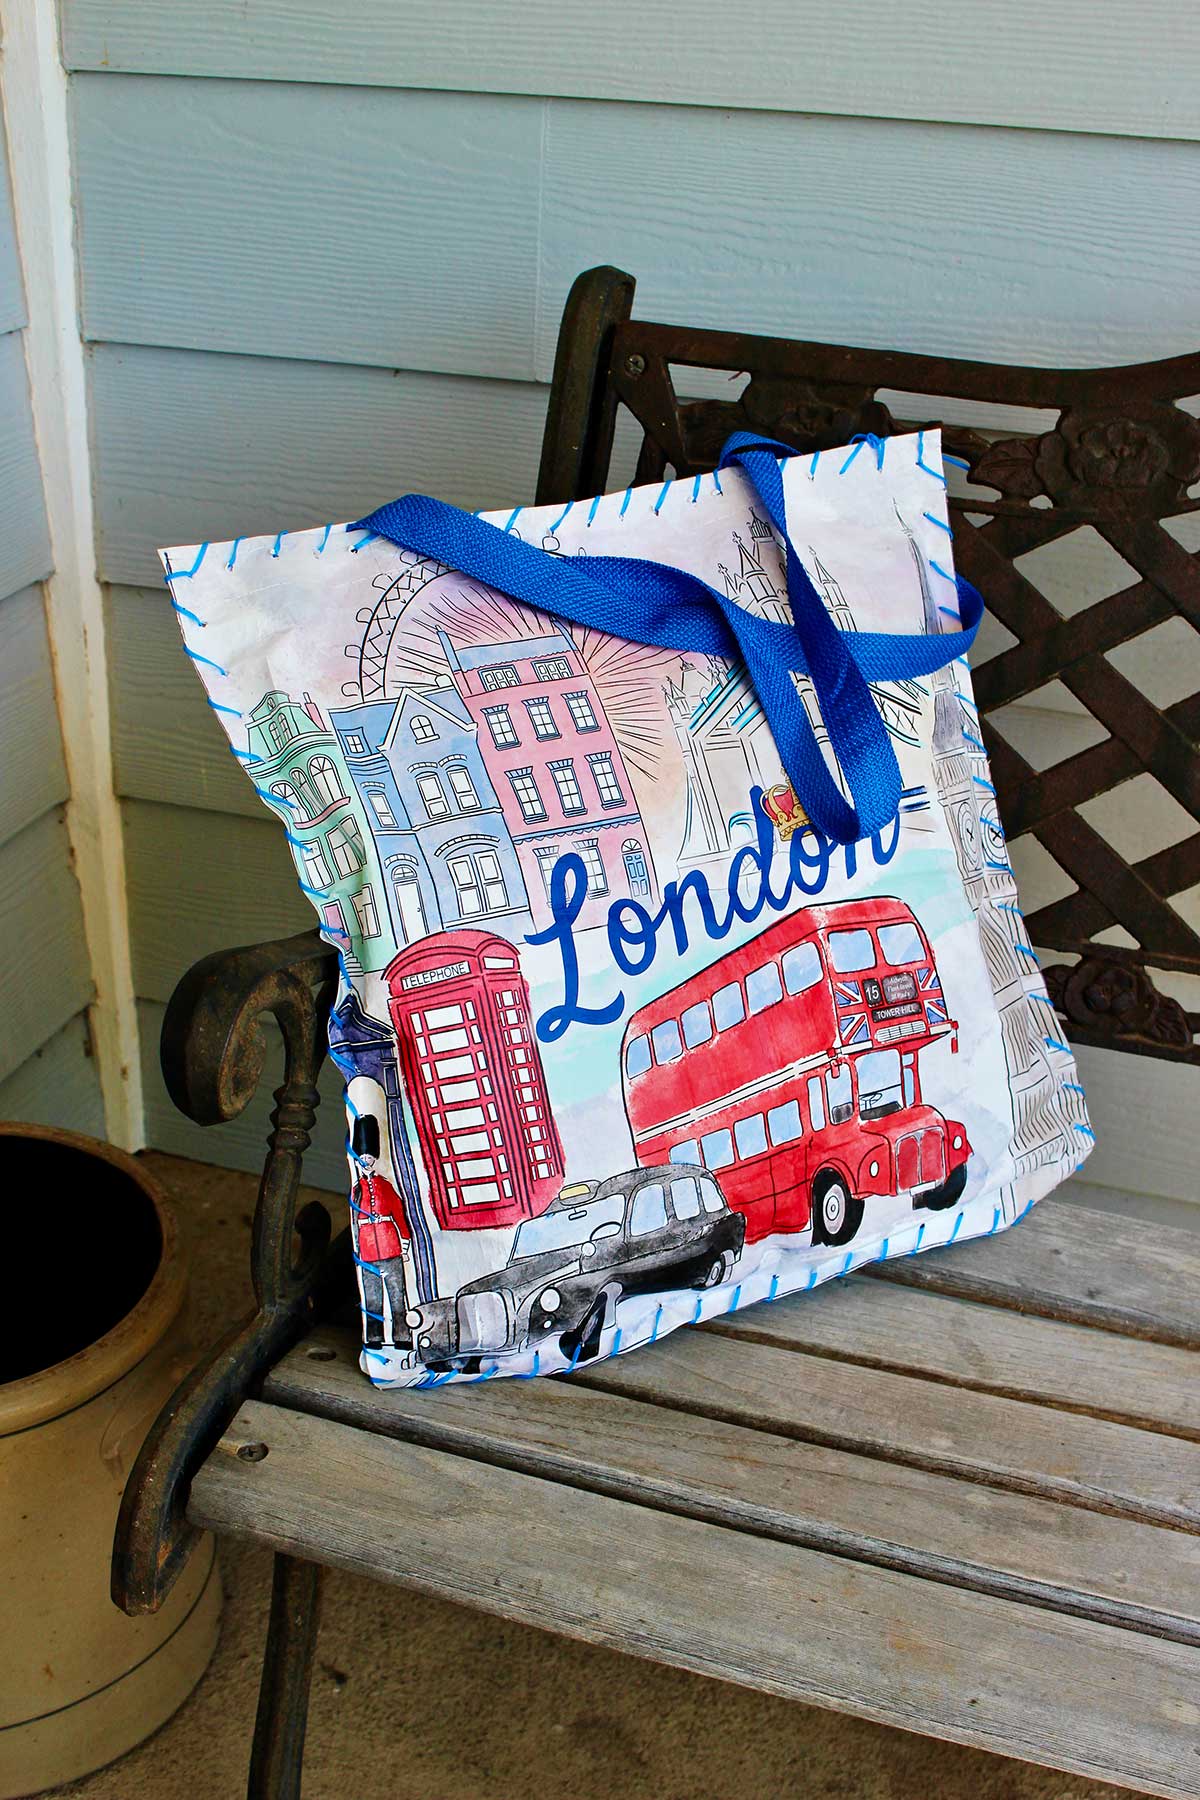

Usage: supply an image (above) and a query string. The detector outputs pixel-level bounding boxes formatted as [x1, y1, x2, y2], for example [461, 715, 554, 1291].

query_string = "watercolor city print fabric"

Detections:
[163, 429, 1093, 1388]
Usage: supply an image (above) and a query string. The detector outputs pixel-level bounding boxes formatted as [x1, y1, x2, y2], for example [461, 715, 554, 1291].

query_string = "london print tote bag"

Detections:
[163, 429, 1093, 1387]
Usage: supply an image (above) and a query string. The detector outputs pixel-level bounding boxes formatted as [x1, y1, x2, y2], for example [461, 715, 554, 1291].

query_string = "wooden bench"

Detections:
[114, 267, 1200, 1799]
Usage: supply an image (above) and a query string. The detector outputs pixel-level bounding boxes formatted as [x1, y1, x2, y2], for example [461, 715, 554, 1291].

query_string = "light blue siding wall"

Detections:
[0, 96, 100, 1134]
[60, 2, 1200, 1194]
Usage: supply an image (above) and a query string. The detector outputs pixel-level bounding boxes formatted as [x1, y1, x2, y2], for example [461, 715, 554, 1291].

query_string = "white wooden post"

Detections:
[0, 0, 143, 1148]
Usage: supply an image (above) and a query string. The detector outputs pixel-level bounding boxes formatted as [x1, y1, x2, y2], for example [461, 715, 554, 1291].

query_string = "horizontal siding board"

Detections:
[0, 809, 94, 1087]
[538, 104, 1200, 378]
[124, 798, 314, 1002]
[108, 585, 264, 817]
[88, 345, 550, 587]
[59, 0, 1200, 144]
[0, 584, 69, 845]
[72, 76, 542, 379]
[70, 79, 1200, 381]
[139, 999, 347, 1189]
[1068, 1042, 1200, 1209]
[0, 330, 52, 600]
[0, 113, 27, 336]
[0, 1011, 105, 1138]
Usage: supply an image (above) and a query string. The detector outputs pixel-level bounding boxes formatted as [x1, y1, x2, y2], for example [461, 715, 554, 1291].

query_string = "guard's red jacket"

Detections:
[352, 1169, 411, 1263]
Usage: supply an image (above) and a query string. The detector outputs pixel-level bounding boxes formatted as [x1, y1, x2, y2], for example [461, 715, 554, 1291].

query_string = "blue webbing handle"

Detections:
[355, 432, 980, 844]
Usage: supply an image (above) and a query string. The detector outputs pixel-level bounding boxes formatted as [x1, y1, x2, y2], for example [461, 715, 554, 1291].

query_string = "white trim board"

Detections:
[0, 0, 143, 1148]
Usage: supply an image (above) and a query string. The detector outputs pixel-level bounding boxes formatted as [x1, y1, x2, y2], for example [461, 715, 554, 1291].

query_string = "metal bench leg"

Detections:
[248, 1553, 324, 1800]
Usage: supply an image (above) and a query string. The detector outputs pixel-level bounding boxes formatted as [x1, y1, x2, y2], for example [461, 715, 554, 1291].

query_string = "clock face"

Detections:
[980, 807, 1006, 867]
[956, 799, 981, 878]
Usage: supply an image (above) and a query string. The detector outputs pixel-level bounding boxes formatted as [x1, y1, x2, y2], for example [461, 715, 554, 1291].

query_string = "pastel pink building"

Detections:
[437, 627, 656, 933]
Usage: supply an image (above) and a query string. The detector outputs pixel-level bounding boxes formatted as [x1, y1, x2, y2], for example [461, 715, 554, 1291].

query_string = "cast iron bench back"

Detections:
[538, 265, 1200, 1066]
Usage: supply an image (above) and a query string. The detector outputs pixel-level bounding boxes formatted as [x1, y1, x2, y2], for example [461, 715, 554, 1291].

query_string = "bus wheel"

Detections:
[813, 1173, 864, 1247]
[922, 1164, 968, 1211]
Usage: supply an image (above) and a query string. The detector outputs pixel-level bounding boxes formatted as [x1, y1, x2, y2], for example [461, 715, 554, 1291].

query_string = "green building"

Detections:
[246, 690, 390, 973]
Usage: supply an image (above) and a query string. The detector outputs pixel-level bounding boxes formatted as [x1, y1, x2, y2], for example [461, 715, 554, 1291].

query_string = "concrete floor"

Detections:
[57, 1151, 1135, 1800]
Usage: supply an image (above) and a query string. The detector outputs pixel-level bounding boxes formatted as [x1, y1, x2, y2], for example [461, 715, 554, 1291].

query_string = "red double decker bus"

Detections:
[621, 898, 970, 1247]
[386, 930, 564, 1231]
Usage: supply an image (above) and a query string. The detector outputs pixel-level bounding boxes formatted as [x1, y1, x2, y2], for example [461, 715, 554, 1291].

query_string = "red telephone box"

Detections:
[384, 929, 564, 1231]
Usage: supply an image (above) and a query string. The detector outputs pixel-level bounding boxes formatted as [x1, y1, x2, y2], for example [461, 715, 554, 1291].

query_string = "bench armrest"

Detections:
[160, 929, 338, 1126]
[116, 930, 347, 1617]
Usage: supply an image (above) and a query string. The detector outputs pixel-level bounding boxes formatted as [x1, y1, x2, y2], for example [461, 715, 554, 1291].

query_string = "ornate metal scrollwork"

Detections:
[1042, 952, 1195, 1055]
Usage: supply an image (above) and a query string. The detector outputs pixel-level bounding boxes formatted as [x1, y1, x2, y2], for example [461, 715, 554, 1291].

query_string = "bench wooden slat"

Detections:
[266, 1327, 1200, 1644]
[707, 1273, 1200, 1438]
[190, 1397, 1200, 1800]
[574, 1319, 1200, 1532]
[869, 1200, 1200, 1348]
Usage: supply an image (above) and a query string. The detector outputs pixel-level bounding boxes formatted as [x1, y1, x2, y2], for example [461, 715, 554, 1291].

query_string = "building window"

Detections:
[447, 765, 481, 812]
[622, 838, 650, 896]
[587, 751, 624, 808]
[533, 845, 560, 899]
[268, 781, 295, 813]
[549, 759, 585, 816]
[287, 777, 312, 819]
[447, 851, 509, 918]
[507, 767, 546, 823]
[524, 697, 559, 740]
[416, 772, 450, 819]
[301, 841, 330, 888]
[410, 714, 437, 742]
[269, 714, 292, 751]
[366, 789, 398, 829]
[565, 691, 599, 732]
[483, 705, 518, 748]
[352, 885, 381, 937]
[309, 755, 345, 807]
[342, 732, 367, 755]
[326, 820, 365, 877]
[576, 838, 607, 896]
[532, 655, 572, 682]
[479, 664, 519, 691]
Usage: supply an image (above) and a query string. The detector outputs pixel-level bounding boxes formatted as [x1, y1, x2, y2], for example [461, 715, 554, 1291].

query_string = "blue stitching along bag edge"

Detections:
[161, 428, 1094, 1389]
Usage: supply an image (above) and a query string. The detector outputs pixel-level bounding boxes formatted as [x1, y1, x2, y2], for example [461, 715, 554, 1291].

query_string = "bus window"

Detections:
[670, 1175, 702, 1219]
[682, 999, 713, 1048]
[701, 1127, 735, 1170]
[879, 920, 924, 966]
[746, 960, 783, 1015]
[807, 1075, 826, 1132]
[713, 982, 745, 1032]
[856, 1048, 904, 1120]
[768, 1099, 802, 1145]
[630, 1183, 667, 1236]
[828, 928, 876, 972]
[782, 940, 821, 995]
[651, 1018, 683, 1065]
[625, 1034, 651, 1079]
[670, 1139, 700, 1165]
[827, 1063, 854, 1125]
[903, 1056, 916, 1107]
[734, 1113, 768, 1158]
[700, 1177, 725, 1215]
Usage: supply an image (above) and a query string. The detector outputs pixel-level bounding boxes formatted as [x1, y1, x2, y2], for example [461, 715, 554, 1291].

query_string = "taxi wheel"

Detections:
[813, 1173, 864, 1247]
[697, 1250, 733, 1289]
[559, 1295, 606, 1366]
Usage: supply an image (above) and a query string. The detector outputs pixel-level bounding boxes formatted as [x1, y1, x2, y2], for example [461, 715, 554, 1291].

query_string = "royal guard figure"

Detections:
[350, 1114, 412, 1347]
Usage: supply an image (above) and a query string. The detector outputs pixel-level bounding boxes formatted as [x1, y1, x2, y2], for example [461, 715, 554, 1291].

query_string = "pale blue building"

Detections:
[329, 686, 533, 949]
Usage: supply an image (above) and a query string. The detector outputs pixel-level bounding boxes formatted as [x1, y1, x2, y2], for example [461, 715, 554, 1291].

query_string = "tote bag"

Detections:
[163, 428, 1093, 1386]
